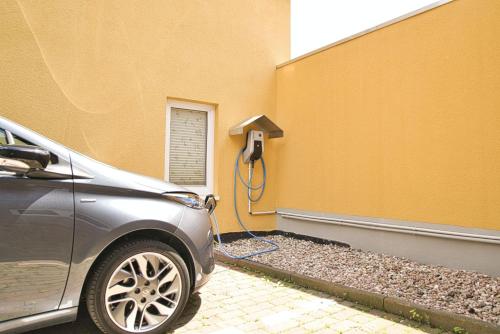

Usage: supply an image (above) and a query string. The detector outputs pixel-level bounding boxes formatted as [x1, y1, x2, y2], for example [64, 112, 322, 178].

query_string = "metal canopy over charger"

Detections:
[229, 115, 284, 138]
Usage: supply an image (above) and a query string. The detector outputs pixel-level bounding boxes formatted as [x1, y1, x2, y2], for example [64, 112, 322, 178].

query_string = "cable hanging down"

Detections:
[210, 149, 279, 259]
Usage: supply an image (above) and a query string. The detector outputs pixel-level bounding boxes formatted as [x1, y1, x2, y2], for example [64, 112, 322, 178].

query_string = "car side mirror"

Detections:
[0, 157, 30, 174]
[0, 145, 51, 174]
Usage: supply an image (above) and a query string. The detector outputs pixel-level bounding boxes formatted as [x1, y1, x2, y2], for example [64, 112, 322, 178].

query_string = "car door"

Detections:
[0, 128, 74, 321]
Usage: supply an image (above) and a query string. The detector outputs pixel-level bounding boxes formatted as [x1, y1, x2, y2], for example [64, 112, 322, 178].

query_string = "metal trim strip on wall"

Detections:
[278, 211, 500, 245]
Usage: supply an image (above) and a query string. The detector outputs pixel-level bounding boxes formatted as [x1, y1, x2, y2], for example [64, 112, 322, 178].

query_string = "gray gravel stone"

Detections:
[221, 235, 500, 325]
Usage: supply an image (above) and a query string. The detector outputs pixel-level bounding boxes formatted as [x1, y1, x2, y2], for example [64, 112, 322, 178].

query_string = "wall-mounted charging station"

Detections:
[229, 115, 284, 215]
[209, 115, 283, 259]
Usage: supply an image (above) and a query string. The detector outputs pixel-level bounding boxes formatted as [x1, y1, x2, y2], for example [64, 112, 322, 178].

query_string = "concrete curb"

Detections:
[215, 252, 500, 334]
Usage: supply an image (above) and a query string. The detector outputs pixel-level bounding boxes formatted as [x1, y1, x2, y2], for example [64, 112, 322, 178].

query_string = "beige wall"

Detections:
[0, 0, 289, 232]
[276, 0, 500, 231]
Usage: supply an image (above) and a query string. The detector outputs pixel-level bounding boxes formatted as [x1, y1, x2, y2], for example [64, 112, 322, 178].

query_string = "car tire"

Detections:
[86, 239, 190, 334]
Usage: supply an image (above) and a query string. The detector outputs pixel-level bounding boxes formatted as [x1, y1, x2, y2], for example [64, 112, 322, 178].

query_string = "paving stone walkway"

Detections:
[29, 263, 451, 334]
[171, 264, 447, 334]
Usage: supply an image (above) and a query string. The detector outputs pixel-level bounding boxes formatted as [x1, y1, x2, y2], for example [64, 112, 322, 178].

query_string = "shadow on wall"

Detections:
[2, 0, 147, 169]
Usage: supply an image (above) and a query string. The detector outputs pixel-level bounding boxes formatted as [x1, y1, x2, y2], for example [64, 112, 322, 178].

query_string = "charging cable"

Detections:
[210, 149, 279, 259]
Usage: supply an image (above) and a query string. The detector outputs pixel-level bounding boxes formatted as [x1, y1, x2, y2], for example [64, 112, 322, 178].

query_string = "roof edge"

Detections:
[277, 0, 454, 69]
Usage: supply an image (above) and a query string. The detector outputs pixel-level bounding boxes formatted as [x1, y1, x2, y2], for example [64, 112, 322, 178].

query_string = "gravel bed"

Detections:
[221, 235, 500, 325]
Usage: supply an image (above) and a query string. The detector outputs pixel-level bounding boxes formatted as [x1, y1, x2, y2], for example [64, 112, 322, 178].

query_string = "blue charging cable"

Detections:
[210, 149, 279, 259]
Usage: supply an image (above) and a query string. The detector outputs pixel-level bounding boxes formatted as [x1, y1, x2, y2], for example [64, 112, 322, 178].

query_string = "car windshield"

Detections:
[0, 117, 118, 169]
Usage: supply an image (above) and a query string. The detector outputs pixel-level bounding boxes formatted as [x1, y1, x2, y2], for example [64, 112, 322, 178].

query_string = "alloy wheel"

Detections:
[104, 252, 182, 333]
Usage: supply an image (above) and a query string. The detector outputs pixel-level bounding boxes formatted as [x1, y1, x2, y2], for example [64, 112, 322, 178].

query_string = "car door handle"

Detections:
[80, 198, 96, 203]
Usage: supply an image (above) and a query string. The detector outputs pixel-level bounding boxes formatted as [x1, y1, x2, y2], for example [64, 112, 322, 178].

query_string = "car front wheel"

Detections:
[86, 239, 190, 334]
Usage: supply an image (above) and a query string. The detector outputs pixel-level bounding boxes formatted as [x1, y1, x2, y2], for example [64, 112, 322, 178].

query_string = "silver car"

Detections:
[0, 117, 216, 334]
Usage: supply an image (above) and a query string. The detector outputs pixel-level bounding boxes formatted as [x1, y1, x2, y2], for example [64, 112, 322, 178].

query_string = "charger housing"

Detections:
[243, 130, 264, 164]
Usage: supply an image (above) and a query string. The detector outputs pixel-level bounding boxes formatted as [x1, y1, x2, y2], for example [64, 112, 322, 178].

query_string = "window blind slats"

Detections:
[169, 108, 207, 186]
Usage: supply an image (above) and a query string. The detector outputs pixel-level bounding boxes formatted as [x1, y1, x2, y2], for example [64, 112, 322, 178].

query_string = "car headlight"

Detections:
[162, 192, 205, 209]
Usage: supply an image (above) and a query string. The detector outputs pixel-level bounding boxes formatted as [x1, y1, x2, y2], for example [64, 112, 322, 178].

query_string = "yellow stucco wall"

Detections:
[276, 0, 500, 231]
[0, 0, 289, 232]
[3, 0, 499, 233]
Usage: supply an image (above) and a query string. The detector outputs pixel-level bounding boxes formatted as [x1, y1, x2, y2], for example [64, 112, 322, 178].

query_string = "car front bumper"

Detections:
[175, 206, 215, 292]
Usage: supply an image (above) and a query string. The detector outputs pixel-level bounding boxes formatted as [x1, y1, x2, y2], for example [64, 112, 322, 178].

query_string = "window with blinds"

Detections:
[168, 107, 207, 186]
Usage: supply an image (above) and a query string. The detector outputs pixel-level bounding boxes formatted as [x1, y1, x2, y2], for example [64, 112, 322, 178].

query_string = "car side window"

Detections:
[0, 129, 11, 175]
[0, 129, 7, 145]
[12, 133, 34, 146]
[0, 129, 33, 146]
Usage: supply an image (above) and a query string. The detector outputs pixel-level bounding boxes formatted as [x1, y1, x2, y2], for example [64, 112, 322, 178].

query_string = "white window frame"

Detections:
[165, 100, 215, 196]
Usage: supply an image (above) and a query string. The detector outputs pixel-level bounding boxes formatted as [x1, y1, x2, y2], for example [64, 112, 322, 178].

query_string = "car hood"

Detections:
[70, 152, 190, 195]
[114, 169, 189, 194]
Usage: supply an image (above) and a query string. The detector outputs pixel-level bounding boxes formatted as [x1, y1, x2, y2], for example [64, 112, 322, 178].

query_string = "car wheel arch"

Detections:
[79, 228, 196, 306]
